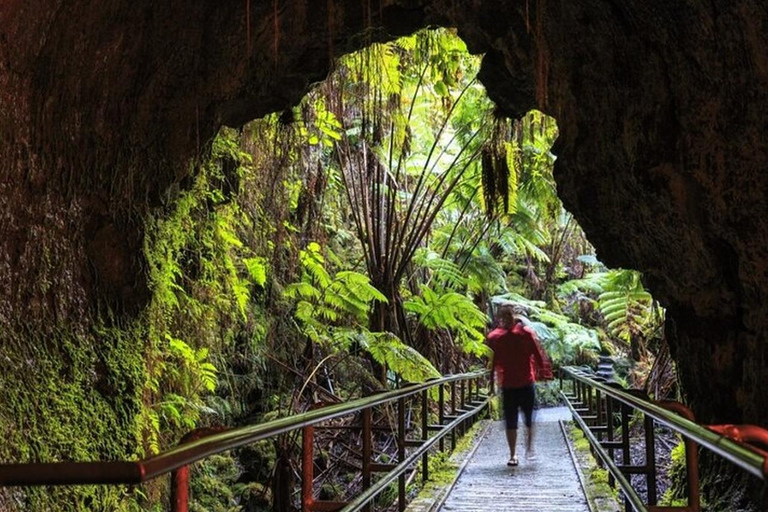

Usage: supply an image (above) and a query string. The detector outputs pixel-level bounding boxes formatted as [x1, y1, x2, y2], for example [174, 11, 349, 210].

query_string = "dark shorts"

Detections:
[502, 384, 535, 430]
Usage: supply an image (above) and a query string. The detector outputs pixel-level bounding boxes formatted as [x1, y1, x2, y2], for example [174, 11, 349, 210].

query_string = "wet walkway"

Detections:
[439, 407, 590, 512]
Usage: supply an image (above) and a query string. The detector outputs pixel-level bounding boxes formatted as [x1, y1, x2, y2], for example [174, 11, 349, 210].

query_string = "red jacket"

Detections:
[486, 322, 553, 388]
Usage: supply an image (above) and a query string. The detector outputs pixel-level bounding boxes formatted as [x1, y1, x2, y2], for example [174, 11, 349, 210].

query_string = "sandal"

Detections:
[507, 457, 519, 467]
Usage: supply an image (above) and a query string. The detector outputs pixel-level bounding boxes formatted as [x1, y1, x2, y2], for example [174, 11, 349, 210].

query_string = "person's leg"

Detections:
[505, 428, 518, 459]
[520, 384, 536, 457]
[502, 387, 520, 463]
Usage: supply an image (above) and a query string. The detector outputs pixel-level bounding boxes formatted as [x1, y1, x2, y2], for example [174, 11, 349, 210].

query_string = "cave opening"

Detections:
[141, 27, 671, 509]
[2, 1, 768, 510]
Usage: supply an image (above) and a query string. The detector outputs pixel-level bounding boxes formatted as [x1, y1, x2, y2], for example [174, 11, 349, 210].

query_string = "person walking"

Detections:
[486, 305, 553, 466]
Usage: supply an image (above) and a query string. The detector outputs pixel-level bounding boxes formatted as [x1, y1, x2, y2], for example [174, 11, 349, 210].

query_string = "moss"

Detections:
[0, 128, 275, 511]
[0, 323, 153, 511]
[405, 420, 489, 509]
[568, 424, 621, 510]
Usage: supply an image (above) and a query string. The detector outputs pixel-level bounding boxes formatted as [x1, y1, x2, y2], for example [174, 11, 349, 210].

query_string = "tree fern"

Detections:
[599, 289, 653, 343]
[413, 248, 467, 290]
[361, 332, 441, 383]
[404, 285, 488, 356]
[557, 268, 662, 358]
[492, 295, 600, 366]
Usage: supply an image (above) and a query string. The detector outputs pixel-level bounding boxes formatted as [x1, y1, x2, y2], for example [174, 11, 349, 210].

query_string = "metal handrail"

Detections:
[563, 366, 767, 481]
[562, 393, 648, 512]
[0, 370, 488, 487]
[341, 398, 488, 512]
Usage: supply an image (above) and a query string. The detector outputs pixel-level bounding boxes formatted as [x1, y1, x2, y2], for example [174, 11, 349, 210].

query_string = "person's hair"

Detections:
[495, 305, 515, 328]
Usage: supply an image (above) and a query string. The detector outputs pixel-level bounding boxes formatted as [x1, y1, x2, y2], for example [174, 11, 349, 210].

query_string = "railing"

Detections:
[561, 366, 768, 512]
[0, 370, 492, 512]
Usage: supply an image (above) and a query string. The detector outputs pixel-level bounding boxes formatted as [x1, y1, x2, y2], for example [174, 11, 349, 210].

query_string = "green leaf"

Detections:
[361, 331, 441, 383]
[244, 257, 268, 286]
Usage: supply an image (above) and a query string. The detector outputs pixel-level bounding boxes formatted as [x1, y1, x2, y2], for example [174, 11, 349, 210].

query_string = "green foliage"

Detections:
[285, 242, 440, 383]
[0, 324, 152, 511]
[139, 127, 274, 450]
[189, 454, 243, 512]
[534, 381, 563, 407]
[284, 242, 386, 331]
[361, 332, 441, 383]
[243, 257, 268, 287]
[404, 285, 488, 357]
[493, 294, 600, 366]
[558, 269, 663, 357]
[660, 441, 690, 507]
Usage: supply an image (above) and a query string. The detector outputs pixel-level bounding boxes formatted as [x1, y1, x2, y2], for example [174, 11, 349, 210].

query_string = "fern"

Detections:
[361, 332, 440, 383]
[404, 285, 487, 356]
[413, 248, 467, 290]
[285, 241, 388, 340]
[243, 257, 267, 286]
[559, 270, 657, 345]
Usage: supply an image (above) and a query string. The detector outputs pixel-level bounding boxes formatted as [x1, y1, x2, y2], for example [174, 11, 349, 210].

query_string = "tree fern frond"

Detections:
[362, 331, 441, 383]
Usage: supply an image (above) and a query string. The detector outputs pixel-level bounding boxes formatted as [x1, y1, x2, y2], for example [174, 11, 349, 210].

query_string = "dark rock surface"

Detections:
[1, 1, 767, 504]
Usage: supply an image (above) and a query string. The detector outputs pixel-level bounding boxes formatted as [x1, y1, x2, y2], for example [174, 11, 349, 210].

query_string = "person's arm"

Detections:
[525, 327, 553, 380]
[485, 335, 496, 389]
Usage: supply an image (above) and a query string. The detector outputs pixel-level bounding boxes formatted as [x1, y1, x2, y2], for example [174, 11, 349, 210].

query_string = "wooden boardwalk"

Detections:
[439, 407, 590, 512]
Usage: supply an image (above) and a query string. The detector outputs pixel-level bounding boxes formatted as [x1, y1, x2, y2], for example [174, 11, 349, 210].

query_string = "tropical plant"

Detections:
[284, 242, 440, 384]
[491, 293, 600, 366]
[559, 269, 664, 361]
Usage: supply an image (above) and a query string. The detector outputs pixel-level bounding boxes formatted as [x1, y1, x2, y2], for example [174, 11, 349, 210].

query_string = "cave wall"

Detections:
[0, 0, 427, 330]
[1, 0, 767, 500]
[504, 1, 768, 429]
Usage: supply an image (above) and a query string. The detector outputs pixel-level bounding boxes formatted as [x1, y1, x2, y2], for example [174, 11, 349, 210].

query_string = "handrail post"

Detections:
[606, 391, 616, 489]
[302, 423, 315, 512]
[621, 402, 631, 512]
[362, 407, 372, 512]
[644, 413, 658, 505]
[398, 397, 406, 512]
[467, 379, 474, 427]
[170, 426, 226, 512]
[439, 384, 445, 452]
[596, 388, 603, 440]
[576, 379, 582, 405]
[451, 380, 457, 450]
[422, 389, 429, 482]
[685, 435, 701, 512]
[657, 400, 701, 512]
[170, 465, 189, 512]
[460, 379, 466, 437]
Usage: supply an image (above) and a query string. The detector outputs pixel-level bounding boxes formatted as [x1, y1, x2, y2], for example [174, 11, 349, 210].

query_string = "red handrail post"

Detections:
[644, 413, 658, 505]
[302, 423, 315, 512]
[658, 400, 702, 512]
[170, 426, 226, 512]
[170, 465, 189, 512]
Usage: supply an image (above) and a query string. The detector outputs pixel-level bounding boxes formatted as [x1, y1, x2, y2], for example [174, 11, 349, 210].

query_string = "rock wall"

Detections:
[1, 0, 767, 505]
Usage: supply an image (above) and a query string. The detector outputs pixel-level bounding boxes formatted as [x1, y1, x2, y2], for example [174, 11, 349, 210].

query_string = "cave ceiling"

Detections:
[1, 0, 768, 426]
